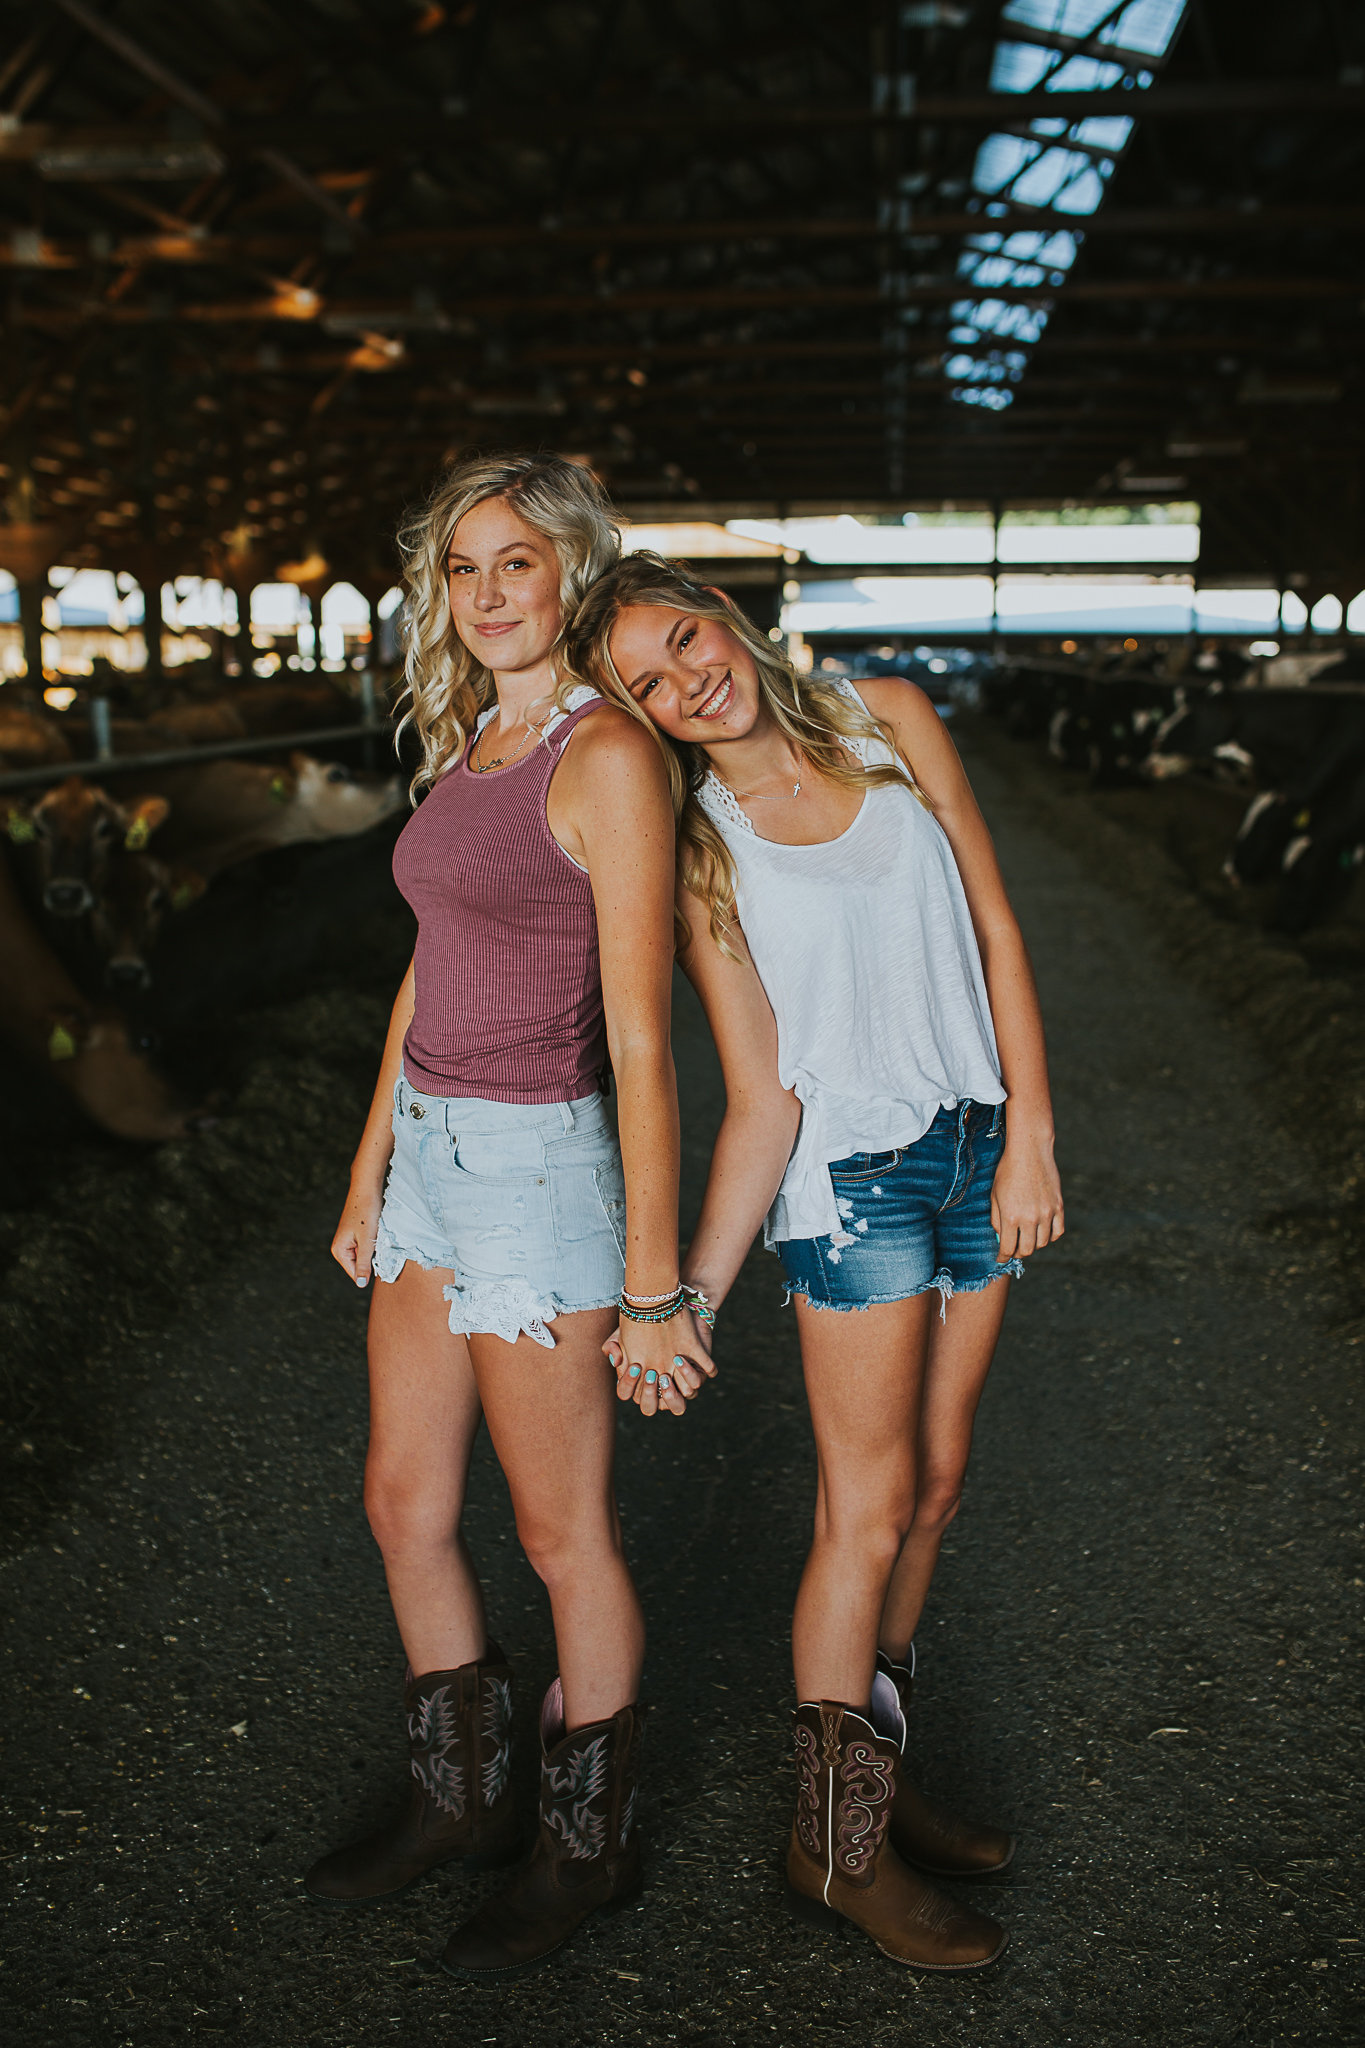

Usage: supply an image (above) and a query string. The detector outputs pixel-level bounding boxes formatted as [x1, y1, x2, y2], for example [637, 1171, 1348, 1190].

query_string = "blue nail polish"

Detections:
[645, 1370, 657, 1385]
[628, 1364, 640, 1378]
[672, 1356, 686, 1368]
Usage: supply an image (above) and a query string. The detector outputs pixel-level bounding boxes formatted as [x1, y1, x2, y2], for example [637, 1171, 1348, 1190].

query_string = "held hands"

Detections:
[603, 1307, 716, 1419]
[331, 1180, 382, 1288]
[991, 1124, 1065, 1261]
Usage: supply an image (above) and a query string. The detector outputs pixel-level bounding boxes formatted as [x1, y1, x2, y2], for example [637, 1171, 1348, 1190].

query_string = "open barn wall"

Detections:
[0, 0, 1362, 626]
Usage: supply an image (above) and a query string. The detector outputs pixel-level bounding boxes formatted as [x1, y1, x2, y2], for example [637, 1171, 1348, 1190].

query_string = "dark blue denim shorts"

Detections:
[777, 1100, 1024, 1314]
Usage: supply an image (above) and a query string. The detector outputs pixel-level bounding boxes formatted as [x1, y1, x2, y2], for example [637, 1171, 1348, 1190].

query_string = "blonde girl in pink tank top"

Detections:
[303, 457, 711, 1977]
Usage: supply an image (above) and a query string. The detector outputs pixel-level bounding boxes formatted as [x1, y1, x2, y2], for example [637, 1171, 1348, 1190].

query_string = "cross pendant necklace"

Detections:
[733, 747, 803, 801]
[743, 775, 802, 801]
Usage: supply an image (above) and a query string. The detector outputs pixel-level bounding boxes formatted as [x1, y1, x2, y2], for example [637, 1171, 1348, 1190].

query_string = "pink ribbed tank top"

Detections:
[393, 695, 607, 1103]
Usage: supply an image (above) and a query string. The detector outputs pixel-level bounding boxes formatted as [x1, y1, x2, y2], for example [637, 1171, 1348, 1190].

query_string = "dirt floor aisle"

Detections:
[2, 729, 1360, 2048]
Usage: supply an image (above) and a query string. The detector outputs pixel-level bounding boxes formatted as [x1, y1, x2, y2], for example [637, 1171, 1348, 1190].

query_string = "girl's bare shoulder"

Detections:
[558, 701, 666, 786]
[852, 675, 938, 729]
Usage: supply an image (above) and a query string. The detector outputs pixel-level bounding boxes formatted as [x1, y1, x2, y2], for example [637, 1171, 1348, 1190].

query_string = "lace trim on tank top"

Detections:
[697, 681, 877, 835]
[697, 769, 756, 837]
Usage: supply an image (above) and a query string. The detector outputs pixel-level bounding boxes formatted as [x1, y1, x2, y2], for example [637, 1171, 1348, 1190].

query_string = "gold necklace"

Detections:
[471, 717, 537, 773]
[731, 747, 804, 802]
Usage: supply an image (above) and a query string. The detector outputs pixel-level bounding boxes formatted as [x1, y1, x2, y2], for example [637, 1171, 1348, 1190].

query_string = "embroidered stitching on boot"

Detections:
[836, 1739, 895, 1878]
[408, 1685, 467, 1819]
[544, 1731, 610, 1860]
[481, 1674, 513, 1805]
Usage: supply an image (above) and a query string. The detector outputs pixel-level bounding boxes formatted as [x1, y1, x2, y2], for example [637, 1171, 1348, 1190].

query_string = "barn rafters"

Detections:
[0, 0, 1361, 593]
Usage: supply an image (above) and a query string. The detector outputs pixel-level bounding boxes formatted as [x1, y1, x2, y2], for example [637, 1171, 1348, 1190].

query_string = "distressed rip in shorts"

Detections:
[373, 1075, 626, 1348]
[776, 1099, 1024, 1317]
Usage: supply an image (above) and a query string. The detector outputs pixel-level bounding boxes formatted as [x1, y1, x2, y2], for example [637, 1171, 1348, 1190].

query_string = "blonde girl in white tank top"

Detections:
[568, 554, 1064, 1975]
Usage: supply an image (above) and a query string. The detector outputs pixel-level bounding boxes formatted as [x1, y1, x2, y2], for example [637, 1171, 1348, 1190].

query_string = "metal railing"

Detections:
[0, 719, 397, 793]
[0, 670, 399, 793]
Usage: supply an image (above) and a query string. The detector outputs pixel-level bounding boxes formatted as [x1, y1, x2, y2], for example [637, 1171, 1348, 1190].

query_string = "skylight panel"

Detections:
[1037, 53, 1128, 89]
[990, 42, 1054, 92]
[1074, 115, 1138, 153]
[944, 0, 1188, 408]
[1000, 0, 1184, 54]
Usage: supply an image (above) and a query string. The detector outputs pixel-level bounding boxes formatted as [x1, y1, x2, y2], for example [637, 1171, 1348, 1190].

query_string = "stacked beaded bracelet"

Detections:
[618, 1286, 687, 1324]
[682, 1284, 716, 1329]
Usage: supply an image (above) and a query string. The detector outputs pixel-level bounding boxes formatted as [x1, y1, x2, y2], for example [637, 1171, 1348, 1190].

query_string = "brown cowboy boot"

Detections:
[873, 1649, 1016, 1877]
[304, 1644, 519, 1904]
[784, 1701, 1006, 1971]
[441, 1678, 644, 1978]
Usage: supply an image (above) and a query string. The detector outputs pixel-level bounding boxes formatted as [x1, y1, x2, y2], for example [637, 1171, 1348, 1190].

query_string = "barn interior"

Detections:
[3, 7, 1365, 2042]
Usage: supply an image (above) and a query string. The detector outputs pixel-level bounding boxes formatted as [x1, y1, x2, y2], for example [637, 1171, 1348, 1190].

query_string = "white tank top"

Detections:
[695, 683, 1004, 1246]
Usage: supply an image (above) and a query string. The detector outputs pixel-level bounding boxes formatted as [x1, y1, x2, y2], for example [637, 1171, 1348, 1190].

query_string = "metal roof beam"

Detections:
[5, 203, 1362, 270]
[3, 81, 1361, 160]
[992, 20, 1166, 75]
[46, 0, 357, 234]
[10, 275, 1360, 324]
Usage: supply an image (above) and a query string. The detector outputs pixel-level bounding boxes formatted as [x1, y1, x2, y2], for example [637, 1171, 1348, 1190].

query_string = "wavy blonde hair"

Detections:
[394, 452, 620, 796]
[563, 551, 927, 950]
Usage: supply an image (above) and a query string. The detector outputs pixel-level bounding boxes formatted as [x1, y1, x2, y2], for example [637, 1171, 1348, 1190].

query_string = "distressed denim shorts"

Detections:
[777, 1100, 1024, 1315]
[373, 1074, 626, 1348]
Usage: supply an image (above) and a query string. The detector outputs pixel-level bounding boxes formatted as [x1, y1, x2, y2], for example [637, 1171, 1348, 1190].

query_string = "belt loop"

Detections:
[559, 1101, 574, 1133]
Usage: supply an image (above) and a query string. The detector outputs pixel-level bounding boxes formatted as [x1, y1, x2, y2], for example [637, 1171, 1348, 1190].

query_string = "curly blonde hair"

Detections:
[563, 552, 926, 950]
[394, 452, 620, 796]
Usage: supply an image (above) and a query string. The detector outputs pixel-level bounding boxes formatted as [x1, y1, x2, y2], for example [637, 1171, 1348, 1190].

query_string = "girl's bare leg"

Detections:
[877, 1279, 1011, 1661]
[363, 1261, 489, 1674]
[791, 1293, 934, 1708]
[469, 1306, 644, 1732]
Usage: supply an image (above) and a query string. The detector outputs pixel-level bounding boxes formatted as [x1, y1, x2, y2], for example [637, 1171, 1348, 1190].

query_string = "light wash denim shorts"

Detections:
[373, 1074, 626, 1348]
[777, 1100, 1023, 1315]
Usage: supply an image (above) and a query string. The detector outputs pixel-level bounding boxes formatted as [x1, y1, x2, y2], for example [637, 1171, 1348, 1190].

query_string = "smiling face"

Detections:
[607, 602, 764, 748]
[445, 495, 564, 675]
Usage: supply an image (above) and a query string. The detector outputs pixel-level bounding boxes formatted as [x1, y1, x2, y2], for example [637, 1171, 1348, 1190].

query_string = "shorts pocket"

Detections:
[447, 1127, 548, 1187]
[593, 1159, 627, 1259]
[830, 1149, 902, 1184]
[547, 1136, 625, 1249]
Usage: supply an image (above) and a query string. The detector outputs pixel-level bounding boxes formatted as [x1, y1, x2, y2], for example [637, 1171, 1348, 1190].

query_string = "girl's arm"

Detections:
[860, 678, 1064, 1260]
[556, 710, 710, 1413]
[331, 956, 414, 1286]
[674, 882, 802, 1311]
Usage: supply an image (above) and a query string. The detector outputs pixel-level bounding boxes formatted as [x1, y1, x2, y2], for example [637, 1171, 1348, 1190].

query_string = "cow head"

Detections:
[88, 797, 179, 989]
[90, 850, 171, 991]
[286, 752, 404, 839]
[5, 777, 130, 917]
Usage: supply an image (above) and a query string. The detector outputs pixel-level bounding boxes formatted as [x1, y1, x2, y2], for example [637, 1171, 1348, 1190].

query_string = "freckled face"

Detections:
[445, 496, 563, 672]
[608, 604, 762, 745]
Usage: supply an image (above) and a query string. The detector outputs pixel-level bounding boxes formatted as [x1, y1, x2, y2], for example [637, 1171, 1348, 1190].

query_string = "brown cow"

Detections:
[4, 751, 398, 985]
[142, 750, 402, 877]
[4, 777, 170, 920]
[89, 847, 205, 991]
[0, 849, 189, 1141]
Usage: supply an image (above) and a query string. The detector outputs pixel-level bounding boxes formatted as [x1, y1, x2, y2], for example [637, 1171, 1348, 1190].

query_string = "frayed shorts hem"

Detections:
[373, 1235, 619, 1350]
[444, 1281, 620, 1349]
[782, 1258, 1023, 1319]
